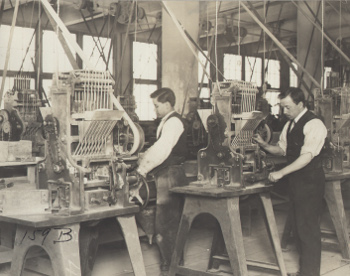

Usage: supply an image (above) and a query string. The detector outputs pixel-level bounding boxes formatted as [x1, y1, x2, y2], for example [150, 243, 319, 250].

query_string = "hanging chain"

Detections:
[43, 116, 62, 172]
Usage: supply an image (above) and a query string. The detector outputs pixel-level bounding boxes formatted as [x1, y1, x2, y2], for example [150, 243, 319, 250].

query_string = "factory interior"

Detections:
[1, 0, 350, 275]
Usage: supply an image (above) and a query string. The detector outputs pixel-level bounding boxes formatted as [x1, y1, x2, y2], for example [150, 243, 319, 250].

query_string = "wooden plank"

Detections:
[40, 0, 94, 69]
[44, 9, 79, 70]
[324, 180, 350, 259]
[259, 192, 287, 276]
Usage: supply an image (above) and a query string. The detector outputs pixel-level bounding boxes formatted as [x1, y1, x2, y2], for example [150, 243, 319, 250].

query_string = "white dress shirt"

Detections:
[137, 111, 184, 176]
[277, 108, 327, 158]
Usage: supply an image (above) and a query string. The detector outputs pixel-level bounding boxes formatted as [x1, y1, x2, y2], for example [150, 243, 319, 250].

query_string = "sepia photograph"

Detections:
[0, 1, 350, 275]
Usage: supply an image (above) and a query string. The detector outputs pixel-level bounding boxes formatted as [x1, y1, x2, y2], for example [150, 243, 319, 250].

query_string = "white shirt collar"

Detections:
[294, 107, 308, 123]
[160, 110, 176, 123]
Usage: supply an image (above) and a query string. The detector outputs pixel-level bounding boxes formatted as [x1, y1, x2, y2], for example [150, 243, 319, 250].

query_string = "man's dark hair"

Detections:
[150, 87, 176, 107]
[279, 87, 305, 106]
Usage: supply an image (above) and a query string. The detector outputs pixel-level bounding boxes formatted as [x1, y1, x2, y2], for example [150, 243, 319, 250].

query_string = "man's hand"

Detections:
[136, 168, 147, 178]
[268, 170, 284, 183]
[253, 133, 266, 146]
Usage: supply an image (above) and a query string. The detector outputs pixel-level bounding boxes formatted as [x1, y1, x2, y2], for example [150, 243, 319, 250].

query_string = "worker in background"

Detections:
[137, 87, 188, 275]
[253, 87, 327, 276]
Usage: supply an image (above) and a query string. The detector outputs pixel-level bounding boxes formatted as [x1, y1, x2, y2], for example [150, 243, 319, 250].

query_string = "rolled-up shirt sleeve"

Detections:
[277, 123, 289, 156]
[137, 117, 184, 176]
[300, 118, 327, 158]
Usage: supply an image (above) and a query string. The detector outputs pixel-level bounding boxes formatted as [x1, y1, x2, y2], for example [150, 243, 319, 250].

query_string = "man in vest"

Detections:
[253, 87, 327, 276]
[137, 87, 188, 275]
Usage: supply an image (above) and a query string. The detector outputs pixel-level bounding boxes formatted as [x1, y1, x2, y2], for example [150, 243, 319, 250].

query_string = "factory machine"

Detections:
[35, 69, 146, 215]
[0, 75, 46, 158]
[314, 86, 350, 173]
[194, 80, 273, 189]
[0, 70, 145, 216]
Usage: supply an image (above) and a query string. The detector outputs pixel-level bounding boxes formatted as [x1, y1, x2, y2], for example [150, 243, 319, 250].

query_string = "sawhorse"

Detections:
[0, 205, 146, 276]
[281, 170, 350, 260]
[169, 184, 287, 276]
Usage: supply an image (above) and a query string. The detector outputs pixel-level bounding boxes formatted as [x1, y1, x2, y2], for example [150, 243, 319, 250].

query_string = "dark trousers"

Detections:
[288, 168, 325, 276]
[154, 165, 188, 266]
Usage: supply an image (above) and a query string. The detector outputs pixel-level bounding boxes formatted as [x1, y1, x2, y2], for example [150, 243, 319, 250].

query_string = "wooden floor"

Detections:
[0, 199, 349, 276]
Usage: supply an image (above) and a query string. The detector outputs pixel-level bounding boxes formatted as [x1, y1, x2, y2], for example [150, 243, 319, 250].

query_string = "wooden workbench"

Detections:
[281, 169, 350, 260]
[0, 205, 146, 276]
[169, 183, 287, 276]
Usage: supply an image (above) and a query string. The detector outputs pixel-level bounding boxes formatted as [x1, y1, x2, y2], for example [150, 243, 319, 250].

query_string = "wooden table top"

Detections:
[0, 157, 44, 167]
[170, 182, 273, 198]
[325, 168, 350, 181]
[0, 204, 139, 228]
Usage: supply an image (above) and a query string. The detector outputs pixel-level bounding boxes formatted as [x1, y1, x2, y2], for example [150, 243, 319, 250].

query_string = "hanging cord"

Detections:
[17, 9, 47, 75]
[321, 0, 324, 96]
[198, 2, 219, 102]
[238, 0, 241, 56]
[36, 2, 41, 92]
[263, 1, 266, 84]
[339, 0, 342, 83]
[80, 11, 110, 71]
[88, 11, 110, 70]
[116, 0, 136, 93]
[297, 2, 321, 89]
[215, 0, 220, 91]
[131, 0, 137, 97]
[55, 0, 60, 76]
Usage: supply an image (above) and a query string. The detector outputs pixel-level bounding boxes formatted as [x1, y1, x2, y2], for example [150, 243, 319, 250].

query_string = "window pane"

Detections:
[42, 79, 53, 103]
[290, 62, 298, 87]
[265, 59, 280, 89]
[0, 25, 35, 71]
[198, 51, 209, 84]
[245, 56, 262, 87]
[265, 91, 280, 115]
[43, 30, 76, 73]
[83, 36, 113, 71]
[133, 42, 157, 80]
[224, 54, 242, 80]
[134, 84, 157, 120]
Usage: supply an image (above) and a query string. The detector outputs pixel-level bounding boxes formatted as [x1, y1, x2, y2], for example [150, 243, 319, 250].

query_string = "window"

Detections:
[132, 42, 158, 120]
[290, 62, 298, 87]
[43, 30, 76, 73]
[0, 25, 35, 72]
[83, 36, 113, 71]
[265, 59, 280, 89]
[224, 54, 242, 80]
[133, 84, 157, 120]
[245, 56, 262, 87]
[265, 91, 280, 115]
[133, 42, 157, 80]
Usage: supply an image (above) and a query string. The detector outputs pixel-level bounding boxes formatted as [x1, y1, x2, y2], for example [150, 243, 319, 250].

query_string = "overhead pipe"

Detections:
[240, 1, 321, 89]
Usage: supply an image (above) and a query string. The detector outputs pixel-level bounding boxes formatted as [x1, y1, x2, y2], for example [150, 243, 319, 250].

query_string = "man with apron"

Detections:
[137, 87, 188, 275]
[253, 87, 327, 276]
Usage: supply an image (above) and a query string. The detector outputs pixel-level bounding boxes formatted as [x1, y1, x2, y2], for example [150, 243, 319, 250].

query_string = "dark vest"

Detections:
[286, 110, 323, 174]
[151, 112, 188, 175]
